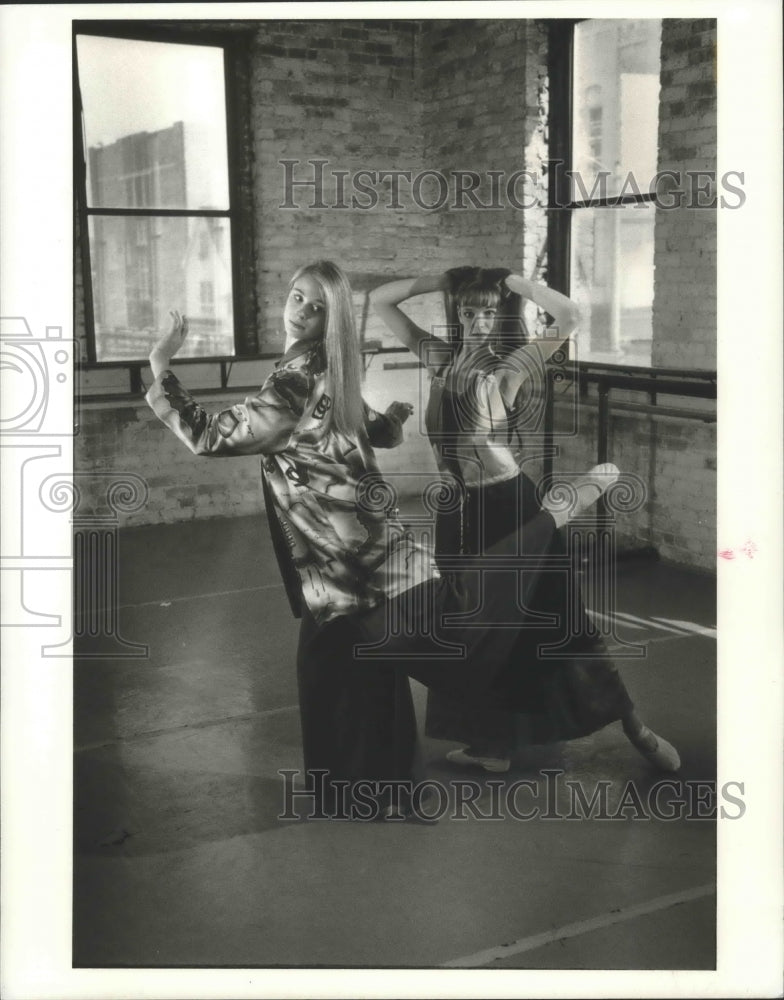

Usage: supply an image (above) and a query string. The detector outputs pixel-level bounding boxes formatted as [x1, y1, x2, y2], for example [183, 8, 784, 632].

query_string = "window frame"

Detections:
[73, 20, 258, 366]
[547, 18, 660, 362]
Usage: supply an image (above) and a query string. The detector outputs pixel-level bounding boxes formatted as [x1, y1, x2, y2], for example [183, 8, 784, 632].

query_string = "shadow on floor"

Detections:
[74, 514, 717, 970]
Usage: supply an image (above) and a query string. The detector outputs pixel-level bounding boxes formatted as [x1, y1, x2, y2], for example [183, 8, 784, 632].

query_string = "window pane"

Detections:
[89, 216, 235, 361]
[77, 35, 229, 210]
[570, 204, 655, 365]
[572, 20, 662, 200]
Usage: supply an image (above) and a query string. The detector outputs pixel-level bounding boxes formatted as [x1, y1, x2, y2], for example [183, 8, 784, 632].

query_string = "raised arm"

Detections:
[506, 274, 581, 349]
[146, 312, 306, 456]
[149, 310, 190, 380]
[496, 275, 582, 407]
[369, 274, 449, 361]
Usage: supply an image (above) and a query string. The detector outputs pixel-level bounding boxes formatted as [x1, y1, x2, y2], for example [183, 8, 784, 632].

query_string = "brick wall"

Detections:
[417, 20, 546, 269]
[252, 19, 427, 351]
[75, 18, 717, 569]
[653, 18, 717, 370]
[75, 395, 266, 525]
[250, 19, 549, 342]
[650, 18, 717, 567]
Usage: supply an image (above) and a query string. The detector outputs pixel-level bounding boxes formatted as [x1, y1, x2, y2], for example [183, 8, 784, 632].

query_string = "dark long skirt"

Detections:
[424, 472, 633, 753]
[353, 507, 566, 700]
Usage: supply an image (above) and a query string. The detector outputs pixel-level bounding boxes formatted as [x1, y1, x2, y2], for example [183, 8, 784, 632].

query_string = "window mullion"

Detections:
[548, 21, 575, 297]
[73, 35, 98, 365]
[76, 29, 243, 365]
[563, 18, 663, 366]
[85, 208, 232, 218]
[567, 193, 658, 211]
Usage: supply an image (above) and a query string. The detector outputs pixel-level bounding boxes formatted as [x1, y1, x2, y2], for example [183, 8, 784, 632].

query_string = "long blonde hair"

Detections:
[289, 260, 364, 437]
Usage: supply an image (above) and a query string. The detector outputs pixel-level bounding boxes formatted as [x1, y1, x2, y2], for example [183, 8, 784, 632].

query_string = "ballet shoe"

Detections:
[446, 747, 511, 773]
[627, 726, 682, 773]
[541, 463, 620, 526]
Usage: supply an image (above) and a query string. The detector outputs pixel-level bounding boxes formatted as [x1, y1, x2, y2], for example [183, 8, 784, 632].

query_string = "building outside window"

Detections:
[75, 27, 251, 363]
[550, 19, 662, 366]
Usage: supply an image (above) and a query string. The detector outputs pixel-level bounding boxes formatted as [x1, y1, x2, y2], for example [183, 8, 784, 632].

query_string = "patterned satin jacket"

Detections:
[146, 340, 437, 626]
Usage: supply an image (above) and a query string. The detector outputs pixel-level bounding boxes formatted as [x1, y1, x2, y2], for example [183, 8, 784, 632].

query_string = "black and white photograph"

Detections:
[1, 2, 781, 997]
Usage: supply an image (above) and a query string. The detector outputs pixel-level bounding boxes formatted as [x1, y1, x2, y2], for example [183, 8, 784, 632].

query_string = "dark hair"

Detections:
[455, 278, 503, 311]
[446, 266, 528, 354]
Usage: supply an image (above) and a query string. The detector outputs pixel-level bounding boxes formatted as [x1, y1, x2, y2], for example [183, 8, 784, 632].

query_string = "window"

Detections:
[549, 19, 662, 366]
[74, 23, 254, 364]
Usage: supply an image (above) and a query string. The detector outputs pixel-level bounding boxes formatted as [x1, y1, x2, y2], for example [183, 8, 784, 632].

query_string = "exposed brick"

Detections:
[686, 79, 716, 98]
[74, 17, 716, 570]
[341, 27, 369, 41]
[256, 44, 286, 57]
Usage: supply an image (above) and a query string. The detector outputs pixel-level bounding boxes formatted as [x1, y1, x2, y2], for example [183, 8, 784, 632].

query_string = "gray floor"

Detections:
[74, 514, 716, 969]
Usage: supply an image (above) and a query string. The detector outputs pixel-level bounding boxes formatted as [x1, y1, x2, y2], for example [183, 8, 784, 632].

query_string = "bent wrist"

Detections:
[149, 350, 171, 378]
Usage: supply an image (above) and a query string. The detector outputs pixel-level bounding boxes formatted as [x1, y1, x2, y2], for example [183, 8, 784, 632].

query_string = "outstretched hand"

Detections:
[150, 311, 189, 377]
[155, 310, 189, 358]
[386, 400, 415, 425]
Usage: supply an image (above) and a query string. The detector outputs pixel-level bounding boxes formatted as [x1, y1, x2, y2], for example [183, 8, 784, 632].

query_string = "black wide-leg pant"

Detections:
[296, 607, 421, 813]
